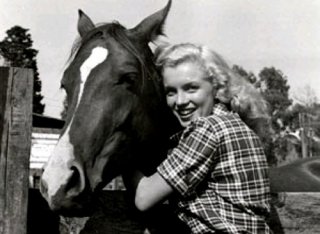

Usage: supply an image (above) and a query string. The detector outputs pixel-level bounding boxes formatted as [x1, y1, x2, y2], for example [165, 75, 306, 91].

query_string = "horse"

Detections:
[40, 0, 180, 217]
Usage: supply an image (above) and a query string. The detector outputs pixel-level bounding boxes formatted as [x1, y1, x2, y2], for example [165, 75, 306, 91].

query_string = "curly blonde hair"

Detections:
[155, 43, 271, 136]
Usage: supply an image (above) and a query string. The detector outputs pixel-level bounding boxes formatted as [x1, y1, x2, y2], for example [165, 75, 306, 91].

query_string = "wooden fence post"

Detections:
[0, 67, 33, 234]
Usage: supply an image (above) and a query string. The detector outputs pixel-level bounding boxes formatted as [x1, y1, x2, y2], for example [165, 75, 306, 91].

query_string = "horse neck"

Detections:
[129, 89, 178, 175]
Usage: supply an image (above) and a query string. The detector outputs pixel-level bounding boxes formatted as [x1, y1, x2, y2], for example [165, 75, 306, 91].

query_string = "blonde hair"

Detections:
[155, 43, 271, 134]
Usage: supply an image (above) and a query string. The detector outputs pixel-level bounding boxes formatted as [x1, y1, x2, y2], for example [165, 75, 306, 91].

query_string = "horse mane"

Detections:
[108, 23, 149, 88]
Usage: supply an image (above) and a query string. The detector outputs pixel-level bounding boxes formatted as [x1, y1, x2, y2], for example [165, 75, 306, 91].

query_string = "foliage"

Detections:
[256, 68, 295, 165]
[257, 67, 292, 134]
[0, 26, 45, 114]
[311, 103, 320, 137]
[231, 65, 319, 165]
[289, 86, 320, 137]
[231, 65, 276, 165]
[232, 65, 257, 84]
[293, 84, 318, 106]
[284, 103, 307, 131]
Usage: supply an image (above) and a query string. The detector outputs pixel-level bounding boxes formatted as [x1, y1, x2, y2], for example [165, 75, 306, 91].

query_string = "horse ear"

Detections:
[78, 10, 95, 37]
[129, 0, 172, 42]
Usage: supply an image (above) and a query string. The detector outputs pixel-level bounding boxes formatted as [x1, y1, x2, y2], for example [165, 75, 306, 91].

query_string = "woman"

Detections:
[126, 43, 271, 234]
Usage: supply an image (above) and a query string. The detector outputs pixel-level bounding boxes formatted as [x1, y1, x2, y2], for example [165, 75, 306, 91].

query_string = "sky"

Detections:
[1, 0, 320, 118]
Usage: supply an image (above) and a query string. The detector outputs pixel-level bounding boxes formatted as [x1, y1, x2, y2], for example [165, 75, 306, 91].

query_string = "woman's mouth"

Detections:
[176, 109, 194, 120]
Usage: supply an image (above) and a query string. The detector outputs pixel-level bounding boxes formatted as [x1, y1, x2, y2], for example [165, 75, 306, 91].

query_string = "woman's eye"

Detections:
[166, 91, 175, 97]
[186, 85, 198, 92]
[165, 88, 176, 97]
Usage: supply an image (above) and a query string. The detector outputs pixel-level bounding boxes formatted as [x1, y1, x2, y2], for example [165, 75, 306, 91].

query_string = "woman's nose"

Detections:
[176, 91, 188, 106]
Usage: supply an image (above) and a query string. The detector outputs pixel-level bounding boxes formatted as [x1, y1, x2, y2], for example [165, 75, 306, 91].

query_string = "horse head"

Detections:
[40, 1, 178, 216]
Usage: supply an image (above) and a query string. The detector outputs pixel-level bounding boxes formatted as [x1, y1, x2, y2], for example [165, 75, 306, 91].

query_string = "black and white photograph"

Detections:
[1, 0, 320, 233]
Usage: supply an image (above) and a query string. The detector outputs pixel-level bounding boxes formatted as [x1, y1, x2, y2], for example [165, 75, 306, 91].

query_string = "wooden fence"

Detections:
[0, 67, 33, 234]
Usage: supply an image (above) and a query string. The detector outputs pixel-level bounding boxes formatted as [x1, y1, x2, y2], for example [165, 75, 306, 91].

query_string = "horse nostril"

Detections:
[65, 164, 86, 196]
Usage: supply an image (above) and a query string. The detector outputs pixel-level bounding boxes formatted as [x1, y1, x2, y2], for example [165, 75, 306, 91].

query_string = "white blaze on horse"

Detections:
[41, 47, 109, 210]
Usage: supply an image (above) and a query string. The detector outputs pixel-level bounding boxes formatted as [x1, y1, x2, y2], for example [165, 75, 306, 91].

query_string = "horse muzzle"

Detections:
[40, 160, 94, 216]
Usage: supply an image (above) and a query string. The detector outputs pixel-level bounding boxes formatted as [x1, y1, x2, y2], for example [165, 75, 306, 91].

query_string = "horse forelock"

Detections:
[65, 21, 162, 97]
[66, 22, 123, 67]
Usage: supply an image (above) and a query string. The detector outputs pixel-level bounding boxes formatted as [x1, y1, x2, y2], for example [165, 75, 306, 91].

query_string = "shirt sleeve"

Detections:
[157, 118, 219, 197]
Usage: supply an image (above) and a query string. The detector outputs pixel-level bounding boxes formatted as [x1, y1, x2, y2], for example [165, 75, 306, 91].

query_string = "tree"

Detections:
[231, 65, 277, 165]
[292, 84, 318, 107]
[257, 67, 292, 133]
[0, 26, 45, 114]
[312, 104, 320, 137]
[232, 65, 257, 84]
[255, 67, 296, 165]
[284, 103, 307, 131]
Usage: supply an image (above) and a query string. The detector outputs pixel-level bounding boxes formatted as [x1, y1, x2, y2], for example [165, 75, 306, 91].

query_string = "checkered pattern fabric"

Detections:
[158, 103, 271, 234]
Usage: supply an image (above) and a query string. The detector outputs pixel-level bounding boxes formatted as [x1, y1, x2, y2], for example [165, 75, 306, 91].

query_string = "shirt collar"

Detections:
[169, 103, 231, 142]
[212, 102, 230, 116]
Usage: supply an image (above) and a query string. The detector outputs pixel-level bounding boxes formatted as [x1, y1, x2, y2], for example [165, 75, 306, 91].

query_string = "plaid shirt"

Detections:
[157, 103, 271, 234]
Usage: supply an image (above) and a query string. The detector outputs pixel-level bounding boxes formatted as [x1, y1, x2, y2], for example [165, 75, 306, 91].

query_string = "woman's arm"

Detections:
[123, 170, 174, 211]
[135, 172, 174, 211]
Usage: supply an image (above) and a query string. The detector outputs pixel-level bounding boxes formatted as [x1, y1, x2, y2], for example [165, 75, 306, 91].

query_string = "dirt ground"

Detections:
[58, 192, 320, 234]
[273, 193, 320, 234]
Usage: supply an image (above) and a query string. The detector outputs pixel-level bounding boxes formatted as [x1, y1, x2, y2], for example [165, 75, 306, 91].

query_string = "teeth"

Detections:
[178, 109, 193, 117]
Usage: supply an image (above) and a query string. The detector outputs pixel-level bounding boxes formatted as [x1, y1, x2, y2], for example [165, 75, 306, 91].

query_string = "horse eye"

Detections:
[118, 73, 137, 86]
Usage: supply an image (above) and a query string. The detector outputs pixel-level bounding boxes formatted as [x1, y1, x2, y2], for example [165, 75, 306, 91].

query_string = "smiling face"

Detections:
[163, 61, 216, 128]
